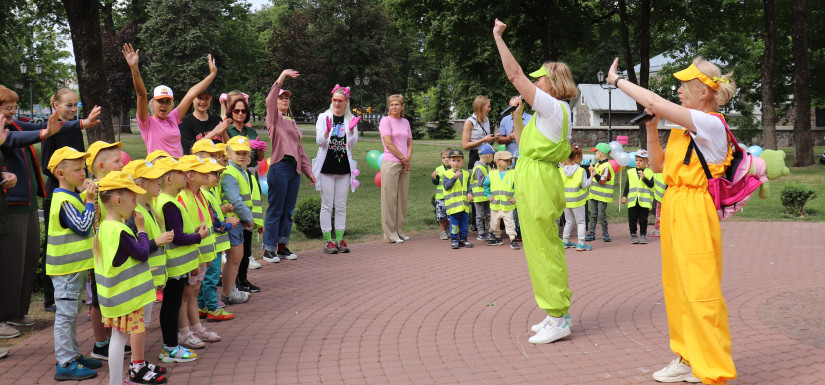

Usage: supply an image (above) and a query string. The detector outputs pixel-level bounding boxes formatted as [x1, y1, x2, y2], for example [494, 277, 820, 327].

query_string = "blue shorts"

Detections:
[435, 199, 448, 221]
[228, 224, 244, 246]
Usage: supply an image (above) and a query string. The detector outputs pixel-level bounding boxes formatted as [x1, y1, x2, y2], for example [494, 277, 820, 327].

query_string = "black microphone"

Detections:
[500, 98, 524, 117]
[628, 96, 680, 125]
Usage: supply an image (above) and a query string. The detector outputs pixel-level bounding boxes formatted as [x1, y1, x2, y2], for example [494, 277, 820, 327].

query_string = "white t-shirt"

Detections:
[531, 88, 572, 143]
[688, 110, 728, 164]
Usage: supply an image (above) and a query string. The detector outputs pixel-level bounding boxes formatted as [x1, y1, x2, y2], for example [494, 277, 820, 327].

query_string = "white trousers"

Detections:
[319, 173, 350, 233]
[563, 206, 587, 242]
[490, 209, 517, 240]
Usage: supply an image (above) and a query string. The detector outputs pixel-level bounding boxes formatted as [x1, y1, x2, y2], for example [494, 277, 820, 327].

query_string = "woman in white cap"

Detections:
[122, 43, 217, 157]
[493, 18, 579, 345]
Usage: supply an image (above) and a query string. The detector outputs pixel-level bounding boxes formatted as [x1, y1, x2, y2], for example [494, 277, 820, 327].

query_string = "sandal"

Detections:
[130, 364, 168, 384]
[158, 345, 198, 363]
[146, 362, 166, 374]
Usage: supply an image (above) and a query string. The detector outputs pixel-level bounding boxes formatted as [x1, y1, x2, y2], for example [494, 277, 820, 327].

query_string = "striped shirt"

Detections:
[56, 188, 95, 236]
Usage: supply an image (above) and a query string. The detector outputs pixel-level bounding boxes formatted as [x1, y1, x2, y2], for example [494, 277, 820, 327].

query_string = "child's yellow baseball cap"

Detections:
[202, 157, 226, 173]
[123, 159, 166, 180]
[86, 141, 123, 169]
[48, 147, 90, 173]
[226, 136, 251, 152]
[214, 143, 227, 154]
[178, 155, 213, 173]
[97, 171, 146, 194]
[191, 139, 223, 154]
[154, 156, 189, 172]
[146, 150, 171, 163]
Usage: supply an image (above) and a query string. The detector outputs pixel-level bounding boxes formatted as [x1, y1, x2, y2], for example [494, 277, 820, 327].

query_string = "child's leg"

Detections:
[628, 205, 639, 235]
[473, 202, 487, 237]
[586, 202, 598, 236]
[221, 245, 243, 297]
[129, 331, 145, 363]
[108, 328, 128, 385]
[490, 209, 502, 239]
[562, 208, 574, 243]
[448, 214, 459, 242]
[597, 201, 609, 236]
[639, 207, 650, 235]
[654, 201, 662, 231]
[198, 253, 221, 311]
[459, 212, 469, 241]
[89, 272, 112, 346]
[181, 284, 200, 329]
[503, 211, 517, 241]
[238, 230, 252, 284]
[573, 206, 587, 244]
[52, 272, 87, 366]
[143, 302, 154, 327]
[159, 278, 186, 347]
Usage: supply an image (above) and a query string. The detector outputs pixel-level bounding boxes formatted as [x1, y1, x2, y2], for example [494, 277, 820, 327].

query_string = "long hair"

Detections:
[325, 87, 353, 121]
[540, 62, 578, 100]
[472, 95, 490, 122]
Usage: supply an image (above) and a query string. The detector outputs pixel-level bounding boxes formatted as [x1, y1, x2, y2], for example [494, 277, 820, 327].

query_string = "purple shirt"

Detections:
[378, 116, 412, 163]
[113, 231, 150, 268]
[137, 107, 183, 157]
[161, 202, 203, 246]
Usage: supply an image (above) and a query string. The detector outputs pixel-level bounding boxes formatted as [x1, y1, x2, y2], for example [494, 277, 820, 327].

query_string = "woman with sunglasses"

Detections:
[261, 69, 315, 264]
[312, 85, 359, 254]
[122, 43, 217, 157]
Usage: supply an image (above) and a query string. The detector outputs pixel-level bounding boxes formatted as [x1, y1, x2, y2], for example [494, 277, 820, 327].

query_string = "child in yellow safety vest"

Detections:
[620, 150, 654, 244]
[442, 149, 473, 249]
[483, 151, 520, 249]
[94, 171, 168, 385]
[586, 142, 614, 242]
[45, 147, 104, 381]
[430, 147, 452, 240]
[650, 170, 667, 237]
[559, 145, 593, 251]
[470, 143, 494, 241]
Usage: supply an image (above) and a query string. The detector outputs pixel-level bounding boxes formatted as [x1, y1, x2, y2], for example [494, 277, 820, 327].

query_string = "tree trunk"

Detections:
[791, 0, 812, 166]
[101, 0, 115, 38]
[540, 0, 558, 61]
[636, 0, 651, 147]
[617, 0, 637, 85]
[61, 0, 115, 143]
[761, 0, 777, 150]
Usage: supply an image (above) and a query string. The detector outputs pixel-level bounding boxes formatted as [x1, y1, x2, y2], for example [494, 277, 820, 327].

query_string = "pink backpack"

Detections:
[684, 114, 764, 221]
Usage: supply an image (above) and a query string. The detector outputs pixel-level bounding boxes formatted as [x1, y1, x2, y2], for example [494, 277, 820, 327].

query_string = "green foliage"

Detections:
[780, 183, 816, 217]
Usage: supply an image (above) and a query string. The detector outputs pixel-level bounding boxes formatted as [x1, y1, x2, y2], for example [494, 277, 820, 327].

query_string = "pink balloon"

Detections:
[374, 171, 381, 187]
[259, 158, 269, 176]
[352, 169, 360, 177]
[608, 159, 621, 173]
[121, 151, 131, 165]
[351, 179, 361, 189]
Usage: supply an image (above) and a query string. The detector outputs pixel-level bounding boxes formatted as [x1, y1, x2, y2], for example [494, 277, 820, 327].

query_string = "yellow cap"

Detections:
[123, 159, 166, 180]
[86, 141, 123, 169]
[191, 139, 224, 154]
[48, 146, 90, 173]
[146, 150, 171, 163]
[226, 136, 251, 152]
[202, 157, 226, 173]
[528, 64, 550, 78]
[97, 171, 146, 194]
[214, 143, 227, 154]
[673, 64, 725, 91]
[178, 155, 214, 173]
[154, 156, 189, 172]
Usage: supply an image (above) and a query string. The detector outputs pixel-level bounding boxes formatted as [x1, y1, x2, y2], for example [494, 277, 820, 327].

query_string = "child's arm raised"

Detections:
[177, 54, 218, 121]
[122, 43, 148, 122]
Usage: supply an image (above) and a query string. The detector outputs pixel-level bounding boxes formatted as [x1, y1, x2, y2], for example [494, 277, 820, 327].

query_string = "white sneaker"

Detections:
[248, 256, 261, 269]
[262, 251, 280, 263]
[394, 239, 404, 244]
[652, 359, 701, 383]
[528, 318, 570, 344]
[530, 314, 573, 332]
[439, 231, 449, 240]
[400, 235, 410, 241]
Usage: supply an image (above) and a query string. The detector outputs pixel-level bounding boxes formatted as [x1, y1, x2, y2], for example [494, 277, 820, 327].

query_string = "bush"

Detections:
[293, 194, 334, 239]
[780, 183, 816, 217]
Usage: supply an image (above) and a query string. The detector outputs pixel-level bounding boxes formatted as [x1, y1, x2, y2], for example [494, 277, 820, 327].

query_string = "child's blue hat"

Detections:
[478, 143, 495, 155]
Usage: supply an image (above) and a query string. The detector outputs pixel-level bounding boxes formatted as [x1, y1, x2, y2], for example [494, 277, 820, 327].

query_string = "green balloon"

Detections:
[366, 150, 382, 170]
[497, 144, 506, 151]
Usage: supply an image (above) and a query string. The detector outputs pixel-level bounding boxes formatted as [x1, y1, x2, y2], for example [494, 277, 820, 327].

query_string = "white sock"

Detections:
[191, 322, 204, 333]
[551, 316, 565, 327]
[108, 329, 128, 385]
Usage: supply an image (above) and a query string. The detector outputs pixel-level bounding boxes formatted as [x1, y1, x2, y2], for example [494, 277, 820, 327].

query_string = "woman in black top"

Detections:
[178, 88, 228, 154]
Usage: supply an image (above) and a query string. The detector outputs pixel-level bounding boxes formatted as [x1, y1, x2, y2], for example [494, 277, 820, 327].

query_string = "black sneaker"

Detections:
[458, 241, 473, 248]
[237, 279, 260, 293]
[277, 247, 298, 260]
[510, 241, 521, 250]
[488, 238, 503, 246]
[91, 343, 108, 360]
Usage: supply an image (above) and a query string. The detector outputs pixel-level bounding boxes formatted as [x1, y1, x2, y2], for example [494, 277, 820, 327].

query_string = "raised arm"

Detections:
[493, 19, 537, 106]
[178, 54, 217, 121]
[122, 43, 148, 122]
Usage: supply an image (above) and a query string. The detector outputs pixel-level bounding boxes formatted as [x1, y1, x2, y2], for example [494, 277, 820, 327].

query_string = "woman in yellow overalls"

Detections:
[606, 57, 737, 384]
[493, 19, 579, 345]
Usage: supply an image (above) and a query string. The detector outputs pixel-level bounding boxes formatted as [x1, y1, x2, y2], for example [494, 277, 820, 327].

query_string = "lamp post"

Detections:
[354, 75, 369, 136]
[597, 69, 615, 142]
[20, 62, 42, 119]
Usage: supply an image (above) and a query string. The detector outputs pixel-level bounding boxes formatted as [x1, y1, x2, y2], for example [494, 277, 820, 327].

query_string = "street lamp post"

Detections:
[354, 75, 369, 136]
[597, 69, 615, 142]
[20, 62, 42, 119]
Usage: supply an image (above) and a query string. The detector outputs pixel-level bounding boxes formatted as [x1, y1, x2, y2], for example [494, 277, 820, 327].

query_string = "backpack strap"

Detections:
[685, 136, 713, 180]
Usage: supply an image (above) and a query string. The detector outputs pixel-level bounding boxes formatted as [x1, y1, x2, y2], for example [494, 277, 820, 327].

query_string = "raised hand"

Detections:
[493, 18, 507, 37]
[606, 58, 620, 85]
[207, 54, 217, 76]
[122, 43, 139, 67]
[281, 69, 300, 79]
[134, 210, 145, 231]
[81, 105, 102, 129]
[325, 116, 333, 134]
[348, 116, 361, 133]
[43, 109, 65, 139]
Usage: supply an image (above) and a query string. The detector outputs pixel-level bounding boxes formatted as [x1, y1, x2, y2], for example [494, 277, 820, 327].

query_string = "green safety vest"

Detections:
[203, 187, 230, 253]
[653, 173, 667, 202]
[627, 168, 654, 209]
[94, 220, 155, 318]
[222, 164, 264, 228]
[588, 161, 615, 203]
[46, 191, 95, 276]
[470, 162, 490, 202]
[433, 164, 448, 200]
[488, 170, 515, 211]
[178, 189, 214, 264]
[155, 192, 200, 277]
[135, 203, 167, 287]
[560, 166, 588, 208]
[443, 169, 470, 215]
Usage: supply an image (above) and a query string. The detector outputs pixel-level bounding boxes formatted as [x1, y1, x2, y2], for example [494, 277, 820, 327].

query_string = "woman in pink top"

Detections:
[379, 94, 413, 243]
[122, 43, 217, 157]
[261, 69, 316, 263]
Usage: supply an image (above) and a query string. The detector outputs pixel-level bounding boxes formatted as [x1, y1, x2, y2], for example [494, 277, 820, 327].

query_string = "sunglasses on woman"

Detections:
[233, 109, 248, 115]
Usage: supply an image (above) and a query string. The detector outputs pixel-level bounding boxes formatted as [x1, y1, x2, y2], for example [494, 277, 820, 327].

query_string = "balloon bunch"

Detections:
[366, 150, 384, 187]
[606, 141, 635, 173]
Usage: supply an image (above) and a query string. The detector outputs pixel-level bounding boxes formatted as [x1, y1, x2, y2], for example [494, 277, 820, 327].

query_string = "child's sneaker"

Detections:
[631, 234, 639, 244]
[192, 328, 221, 343]
[476, 233, 488, 241]
[248, 256, 261, 269]
[54, 361, 97, 381]
[639, 235, 648, 244]
[649, 229, 660, 237]
[337, 240, 350, 253]
[206, 308, 234, 322]
[510, 241, 521, 250]
[323, 241, 339, 254]
[277, 247, 298, 260]
[451, 241, 459, 249]
[262, 250, 280, 263]
[178, 333, 205, 349]
[158, 345, 198, 363]
[603, 235, 611, 242]
[76, 355, 102, 369]
[458, 241, 473, 248]
[576, 243, 592, 252]
[440, 231, 449, 240]
[563, 241, 576, 248]
[129, 362, 167, 384]
[220, 288, 250, 305]
[198, 308, 207, 319]
[91, 343, 109, 360]
[584, 234, 595, 241]
[488, 238, 503, 246]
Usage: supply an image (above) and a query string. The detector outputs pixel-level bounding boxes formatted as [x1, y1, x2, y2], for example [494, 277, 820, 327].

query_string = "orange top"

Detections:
[663, 123, 732, 189]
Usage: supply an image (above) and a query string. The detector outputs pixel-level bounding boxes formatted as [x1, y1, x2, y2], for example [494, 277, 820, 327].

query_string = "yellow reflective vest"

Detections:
[222, 164, 263, 228]
[470, 162, 490, 202]
[135, 203, 167, 287]
[443, 169, 470, 215]
[433, 164, 448, 200]
[588, 160, 615, 203]
[46, 191, 95, 276]
[178, 189, 214, 264]
[653, 173, 667, 203]
[488, 170, 515, 211]
[559, 166, 588, 208]
[627, 168, 654, 209]
[155, 192, 200, 278]
[94, 220, 155, 318]
[203, 187, 230, 253]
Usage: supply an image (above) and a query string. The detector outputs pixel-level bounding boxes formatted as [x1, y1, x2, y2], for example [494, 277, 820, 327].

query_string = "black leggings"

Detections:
[159, 277, 186, 347]
[627, 205, 650, 235]
[237, 230, 252, 282]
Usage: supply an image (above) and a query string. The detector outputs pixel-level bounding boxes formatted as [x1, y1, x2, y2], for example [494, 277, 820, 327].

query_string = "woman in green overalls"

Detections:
[493, 19, 579, 344]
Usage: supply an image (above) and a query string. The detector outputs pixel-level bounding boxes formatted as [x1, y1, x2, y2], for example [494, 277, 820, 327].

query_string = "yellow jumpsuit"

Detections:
[660, 122, 736, 385]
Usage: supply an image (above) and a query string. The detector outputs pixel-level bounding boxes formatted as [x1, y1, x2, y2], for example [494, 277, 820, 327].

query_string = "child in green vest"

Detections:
[586, 142, 614, 242]
[46, 147, 103, 381]
[442, 149, 473, 249]
[94, 171, 167, 384]
[470, 144, 494, 241]
[430, 147, 452, 240]
[153, 157, 208, 363]
[559, 145, 592, 251]
[621, 150, 654, 244]
[220, 136, 257, 304]
[483, 151, 520, 249]
[650, 171, 666, 237]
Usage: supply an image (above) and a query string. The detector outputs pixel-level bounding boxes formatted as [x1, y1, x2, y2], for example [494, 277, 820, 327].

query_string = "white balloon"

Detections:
[609, 141, 624, 155]
[615, 152, 631, 166]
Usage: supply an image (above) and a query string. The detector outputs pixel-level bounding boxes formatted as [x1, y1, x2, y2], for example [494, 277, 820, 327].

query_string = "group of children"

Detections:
[46, 136, 262, 384]
[431, 142, 666, 251]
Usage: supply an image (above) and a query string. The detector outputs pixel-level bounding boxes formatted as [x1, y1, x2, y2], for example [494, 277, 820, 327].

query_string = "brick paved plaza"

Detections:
[2, 222, 824, 384]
